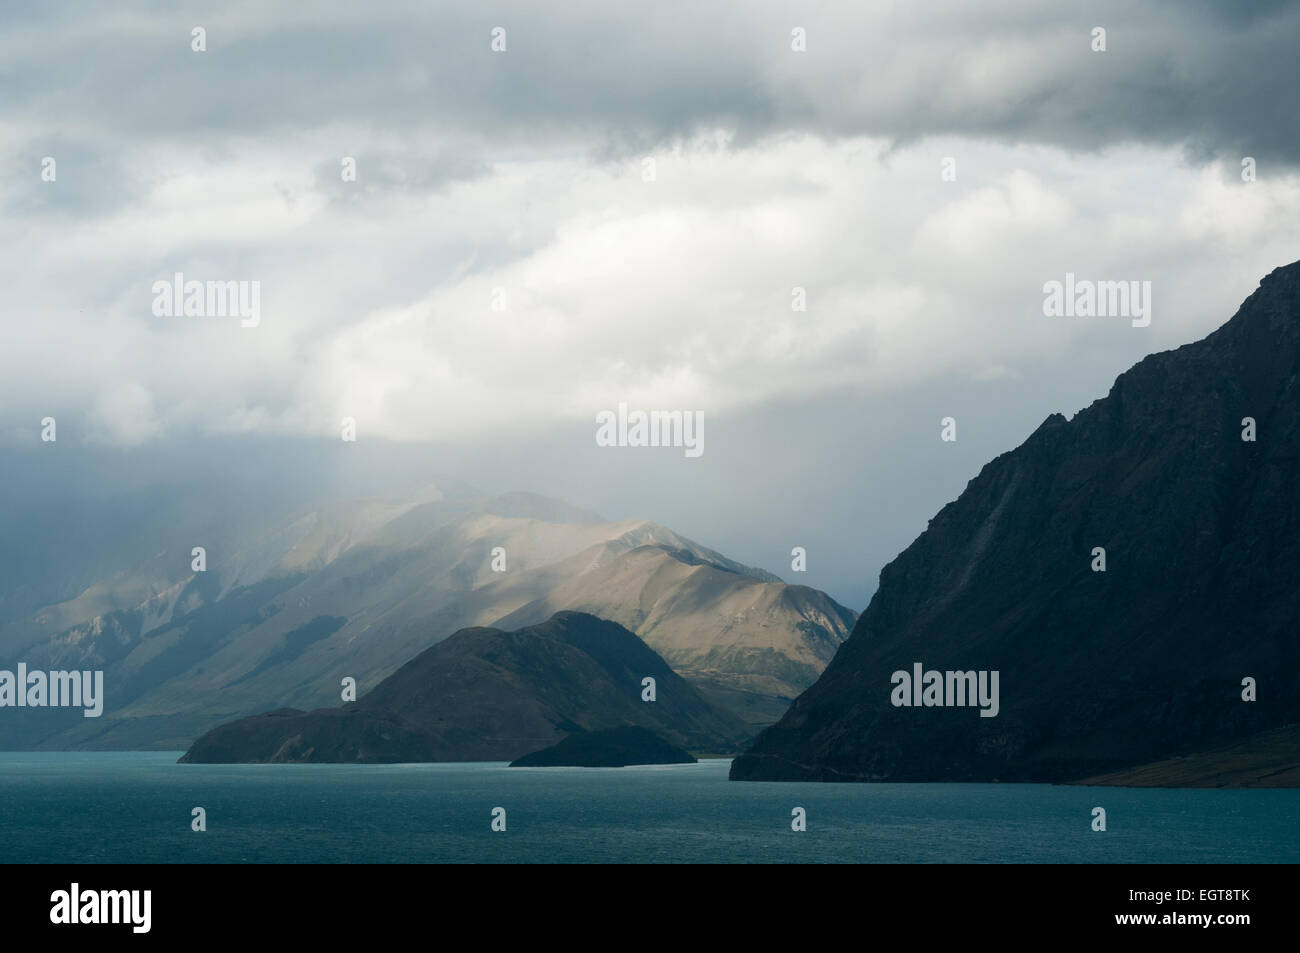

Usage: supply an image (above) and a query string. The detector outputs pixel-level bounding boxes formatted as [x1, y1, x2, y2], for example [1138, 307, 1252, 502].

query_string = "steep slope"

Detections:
[732, 261, 1300, 783]
[179, 612, 749, 762]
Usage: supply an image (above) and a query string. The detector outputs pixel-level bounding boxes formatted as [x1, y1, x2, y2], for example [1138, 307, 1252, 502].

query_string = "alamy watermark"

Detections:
[50, 884, 150, 933]
[152, 272, 261, 327]
[595, 403, 704, 458]
[0, 664, 104, 717]
[890, 662, 999, 717]
[1043, 273, 1151, 327]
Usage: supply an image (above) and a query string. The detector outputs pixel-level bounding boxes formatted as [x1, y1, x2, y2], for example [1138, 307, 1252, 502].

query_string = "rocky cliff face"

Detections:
[732, 261, 1300, 782]
[181, 611, 750, 763]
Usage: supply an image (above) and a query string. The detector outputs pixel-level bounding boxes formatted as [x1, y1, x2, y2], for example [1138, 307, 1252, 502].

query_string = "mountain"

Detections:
[493, 543, 856, 725]
[1, 488, 852, 750]
[179, 612, 747, 763]
[509, 726, 697, 767]
[731, 260, 1300, 784]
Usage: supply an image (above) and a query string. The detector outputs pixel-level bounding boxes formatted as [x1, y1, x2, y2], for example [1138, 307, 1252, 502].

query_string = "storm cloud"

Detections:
[1, 0, 1298, 605]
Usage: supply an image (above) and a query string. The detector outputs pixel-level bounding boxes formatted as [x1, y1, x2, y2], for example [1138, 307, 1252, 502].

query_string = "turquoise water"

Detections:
[1, 752, 1296, 863]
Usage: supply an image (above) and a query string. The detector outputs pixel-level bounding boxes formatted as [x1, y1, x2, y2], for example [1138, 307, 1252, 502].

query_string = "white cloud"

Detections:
[3, 131, 1300, 446]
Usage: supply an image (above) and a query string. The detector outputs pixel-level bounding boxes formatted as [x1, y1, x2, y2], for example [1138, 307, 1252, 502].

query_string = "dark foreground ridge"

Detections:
[509, 725, 697, 767]
[732, 261, 1300, 784]
[181, 611, 750, 763]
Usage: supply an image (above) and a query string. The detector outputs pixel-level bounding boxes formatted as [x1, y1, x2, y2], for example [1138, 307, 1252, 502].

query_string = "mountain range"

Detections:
[0, 487, 854, 749]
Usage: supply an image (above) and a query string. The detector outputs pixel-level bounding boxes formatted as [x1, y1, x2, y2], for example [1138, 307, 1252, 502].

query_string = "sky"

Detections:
[2, 0, 1299, 608]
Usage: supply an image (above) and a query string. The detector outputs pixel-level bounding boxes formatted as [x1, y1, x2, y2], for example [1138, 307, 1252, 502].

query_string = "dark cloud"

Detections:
[311, 149, 491, 205]
[1, 0, 1295, 167]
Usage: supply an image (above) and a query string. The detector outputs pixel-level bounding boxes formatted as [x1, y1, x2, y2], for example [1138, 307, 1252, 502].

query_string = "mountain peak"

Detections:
[1257, 257, 1300, 290]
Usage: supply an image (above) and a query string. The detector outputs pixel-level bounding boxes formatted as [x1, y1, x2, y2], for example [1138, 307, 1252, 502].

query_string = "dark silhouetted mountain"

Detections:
[509, 725, 697, 767]
[732, 261, 1300, 784]
[180, 611, 749, 763]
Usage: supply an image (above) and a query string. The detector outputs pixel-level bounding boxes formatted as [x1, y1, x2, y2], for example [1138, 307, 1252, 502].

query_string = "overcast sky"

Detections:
[2, 0, 1299, 607]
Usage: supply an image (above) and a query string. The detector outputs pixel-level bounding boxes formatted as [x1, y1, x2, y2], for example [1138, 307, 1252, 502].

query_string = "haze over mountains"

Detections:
[733, 261, 1300, 785]
[0, 485, 854, 750]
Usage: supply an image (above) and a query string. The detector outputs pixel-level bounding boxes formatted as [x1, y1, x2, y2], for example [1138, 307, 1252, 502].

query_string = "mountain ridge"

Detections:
[731, 259, 1300, 784]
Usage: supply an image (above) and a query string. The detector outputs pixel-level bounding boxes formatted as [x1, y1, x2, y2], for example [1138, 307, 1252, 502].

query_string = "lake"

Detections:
[2, 752, 1296, 863]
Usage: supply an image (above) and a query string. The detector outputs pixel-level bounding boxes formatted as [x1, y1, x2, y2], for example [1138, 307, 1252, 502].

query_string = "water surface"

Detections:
[2, 753, 1295, 863]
